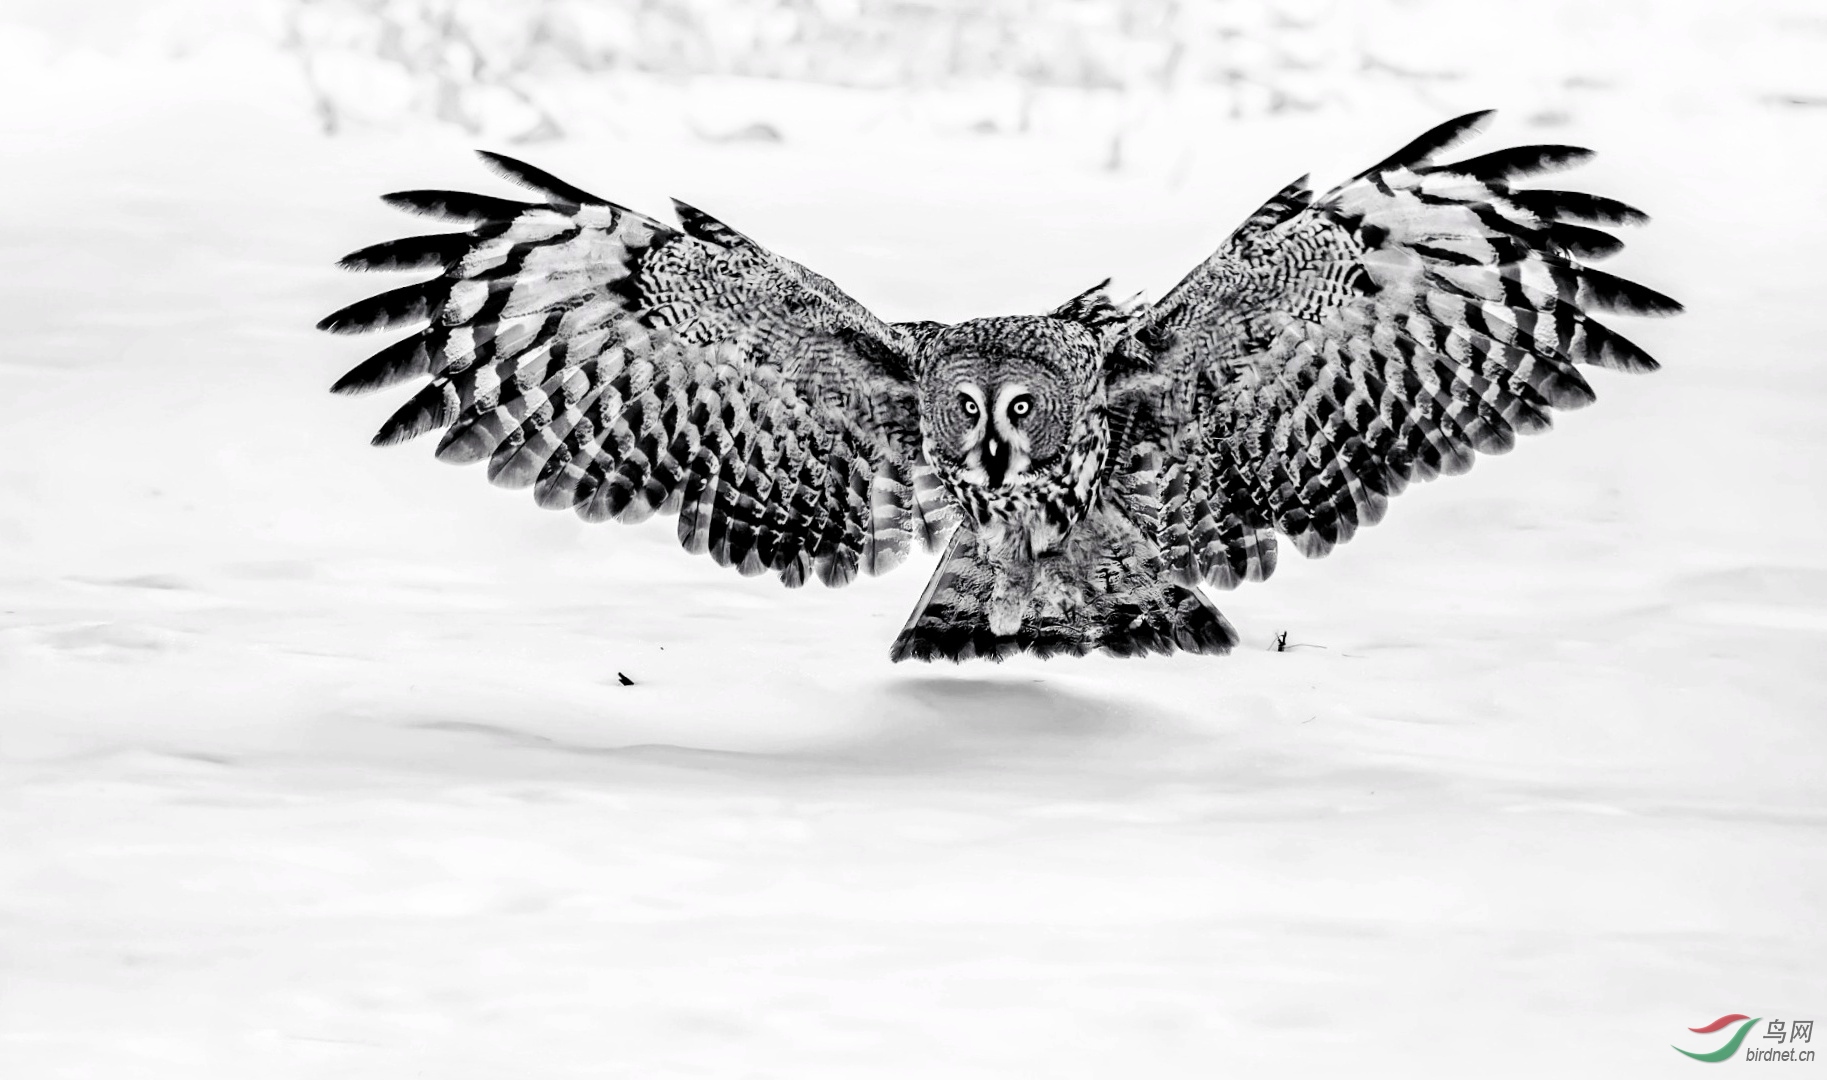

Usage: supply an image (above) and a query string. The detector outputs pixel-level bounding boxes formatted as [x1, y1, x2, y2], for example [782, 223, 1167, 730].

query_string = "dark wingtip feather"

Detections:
[380, 189, 531, 223]
[315, 280, 448, 335]
[1540, 365, 1598, 409]
[1362, 109, 1496, 176]
[1580, 267, 1684, 317]
[1047, 278, 1132, 332]
[670, 198, 756, 248]
[1547, 222, 1626, 260]
[1579, 319, 1662, 373]
[474, 150, 610, 207]
[1290, 528, 1335, 560]
[370, 381, 459, 446]
[1510, 189, 1650, 227]
[433, 416, 503, 466]
[1441, 144, 1594, 182]
[329, 335, 435, 395]
[336, 232, 470, 273]
[1246, 174, 1315, 229]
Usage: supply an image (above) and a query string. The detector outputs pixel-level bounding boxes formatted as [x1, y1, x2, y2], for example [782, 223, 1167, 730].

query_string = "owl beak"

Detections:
[982, 434, 1011, 488]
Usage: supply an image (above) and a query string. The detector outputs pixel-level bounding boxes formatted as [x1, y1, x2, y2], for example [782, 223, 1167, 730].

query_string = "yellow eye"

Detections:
[1009, 395, 1033, 418]
[958, 393, 980, 418]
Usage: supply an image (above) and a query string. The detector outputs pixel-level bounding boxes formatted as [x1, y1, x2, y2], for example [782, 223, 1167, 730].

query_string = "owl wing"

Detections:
[319, 152, 955, 587]
[1111, 110, 1681, 589]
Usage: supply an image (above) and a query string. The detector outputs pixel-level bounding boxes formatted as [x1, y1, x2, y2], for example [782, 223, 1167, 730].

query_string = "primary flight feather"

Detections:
[319, 111, 1680, 661]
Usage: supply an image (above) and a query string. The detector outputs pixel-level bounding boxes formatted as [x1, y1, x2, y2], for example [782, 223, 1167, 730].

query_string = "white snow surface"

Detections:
[2, 23, 1825, 1080]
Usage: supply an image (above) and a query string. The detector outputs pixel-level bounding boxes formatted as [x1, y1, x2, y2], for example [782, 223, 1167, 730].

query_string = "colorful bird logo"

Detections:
[1674, 1015, 1761, 1062]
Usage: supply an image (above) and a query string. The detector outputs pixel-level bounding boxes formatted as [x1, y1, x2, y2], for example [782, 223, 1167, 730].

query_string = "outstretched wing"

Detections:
[1113, 110, 1681, 589]
[319, 152, 954, 587]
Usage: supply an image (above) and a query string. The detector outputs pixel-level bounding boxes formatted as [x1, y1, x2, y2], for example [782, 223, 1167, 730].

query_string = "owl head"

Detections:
[914, 314, 1105, 494]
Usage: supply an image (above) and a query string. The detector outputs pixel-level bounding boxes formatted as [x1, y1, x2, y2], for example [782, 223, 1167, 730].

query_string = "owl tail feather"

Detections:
[889, 522, 1237, 662]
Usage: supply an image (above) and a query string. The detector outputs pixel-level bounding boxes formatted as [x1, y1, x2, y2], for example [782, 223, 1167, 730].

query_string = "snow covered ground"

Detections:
[2, 10, 1824, 1078]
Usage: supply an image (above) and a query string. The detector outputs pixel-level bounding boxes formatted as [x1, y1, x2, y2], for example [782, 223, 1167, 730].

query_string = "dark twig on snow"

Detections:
[1273, 631, 1327, 652]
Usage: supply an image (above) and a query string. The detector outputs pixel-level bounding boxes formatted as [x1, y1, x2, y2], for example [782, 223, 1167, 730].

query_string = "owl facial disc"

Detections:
[984, 382, 1033, 488]
[952, 379, 1034, 490]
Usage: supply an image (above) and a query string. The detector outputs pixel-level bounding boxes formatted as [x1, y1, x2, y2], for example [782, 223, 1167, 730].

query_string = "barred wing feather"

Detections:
[1120, 110, 1681, 590]
[319, 152, 952, 587]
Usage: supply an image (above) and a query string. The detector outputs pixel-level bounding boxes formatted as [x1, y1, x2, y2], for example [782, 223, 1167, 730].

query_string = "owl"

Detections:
[319, 110, 1679, 661]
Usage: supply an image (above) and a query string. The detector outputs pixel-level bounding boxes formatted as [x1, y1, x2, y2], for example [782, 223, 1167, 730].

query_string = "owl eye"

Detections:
[1008, 394, 1033, 419]
[958, 393, 980, 419]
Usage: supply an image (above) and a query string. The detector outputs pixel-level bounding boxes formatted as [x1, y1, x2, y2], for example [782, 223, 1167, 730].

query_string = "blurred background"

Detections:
[3, 0, 1822, 164]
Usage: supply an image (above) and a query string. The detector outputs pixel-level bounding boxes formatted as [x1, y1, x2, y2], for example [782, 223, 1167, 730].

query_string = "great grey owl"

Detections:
[318, 111, 1678, 661]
